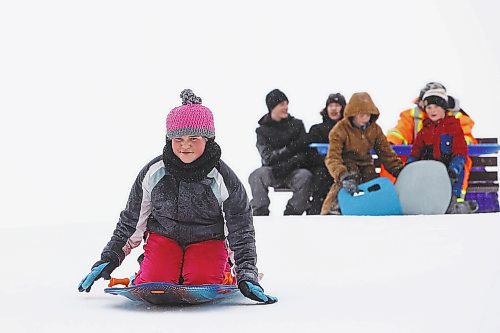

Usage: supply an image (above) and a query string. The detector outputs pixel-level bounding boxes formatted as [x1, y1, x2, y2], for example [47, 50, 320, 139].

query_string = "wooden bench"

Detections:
[275, 138, 499, 213]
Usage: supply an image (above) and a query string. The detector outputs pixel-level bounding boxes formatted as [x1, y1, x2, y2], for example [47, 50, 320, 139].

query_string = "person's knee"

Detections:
[294, 169, 313, 185]
[136, 269, 180, 284]
[249, 167, 269, 183]
[296, 168, 313, 177]
[183, 270, 225, 285]
[183, 240, 227, 284]
[135, 234, 183, 284]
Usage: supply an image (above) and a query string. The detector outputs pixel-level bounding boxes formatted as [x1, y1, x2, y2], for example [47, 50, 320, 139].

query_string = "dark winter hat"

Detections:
[265, 89, 289, 112]
[166, 89, 215, 139]
[325, 93, 346, 108]
[418, 82, 446, 101]
[422, 88, 448, 109]
[447, 95, 460, 112]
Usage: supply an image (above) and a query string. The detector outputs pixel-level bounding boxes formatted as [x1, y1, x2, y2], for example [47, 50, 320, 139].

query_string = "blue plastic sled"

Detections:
[338, 177, 402, 216]
[104, 282, 239, 305]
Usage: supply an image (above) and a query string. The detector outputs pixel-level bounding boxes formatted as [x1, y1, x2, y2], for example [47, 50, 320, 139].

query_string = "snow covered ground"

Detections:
[1, 1, 500, 332]
[2, 211, 500, 333]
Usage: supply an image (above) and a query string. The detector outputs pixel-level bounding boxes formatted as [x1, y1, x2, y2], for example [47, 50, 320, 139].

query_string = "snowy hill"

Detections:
[2, 213, 500, 333]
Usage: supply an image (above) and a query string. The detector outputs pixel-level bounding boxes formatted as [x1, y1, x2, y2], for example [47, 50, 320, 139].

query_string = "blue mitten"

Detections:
[238, 281, 278, 304]
[448, 156, 465, 183]
[78, 260, 117, 293]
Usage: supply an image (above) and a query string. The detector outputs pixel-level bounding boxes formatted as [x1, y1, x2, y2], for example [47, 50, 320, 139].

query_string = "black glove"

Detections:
[238, 281, 278, 304]
[271, 154, 303, 179]
[392, 166, 403, 178]
[78, 260, 118, 293]
[268, 146, 292, 165]
[272, 163, 295, 179]
[288, 137, 308, 153]
[341, 173, 358, 195]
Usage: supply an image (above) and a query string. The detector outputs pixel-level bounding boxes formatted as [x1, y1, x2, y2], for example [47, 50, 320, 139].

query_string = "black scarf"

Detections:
[163, 139, 222, 183]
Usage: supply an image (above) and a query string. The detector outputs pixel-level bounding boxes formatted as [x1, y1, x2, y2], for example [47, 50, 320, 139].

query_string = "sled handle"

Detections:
[223, 271, 234, 285]
[108, 277, 130, 287]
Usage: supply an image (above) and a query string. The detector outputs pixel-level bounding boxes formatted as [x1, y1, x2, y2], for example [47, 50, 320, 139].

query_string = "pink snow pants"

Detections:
[134, 232, 228, 285]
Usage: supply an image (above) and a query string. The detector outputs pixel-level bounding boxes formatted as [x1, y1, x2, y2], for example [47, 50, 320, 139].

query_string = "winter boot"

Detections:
[446, 196, 479, 214]
[307, 196, 324, 215]
[284, 204, 303, 216]
[324, 199, 341, 215]
[252, 207, 270, 216]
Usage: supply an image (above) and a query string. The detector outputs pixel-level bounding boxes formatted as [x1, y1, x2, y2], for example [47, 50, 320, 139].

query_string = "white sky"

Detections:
[0, 0, 499, 226]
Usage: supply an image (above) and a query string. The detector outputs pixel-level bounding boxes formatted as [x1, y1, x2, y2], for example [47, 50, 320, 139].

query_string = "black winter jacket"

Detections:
[255, 114, 310, 177]
[307, 112, 340, 167]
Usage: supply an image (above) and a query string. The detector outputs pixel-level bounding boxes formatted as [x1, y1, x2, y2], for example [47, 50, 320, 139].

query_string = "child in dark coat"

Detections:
[407, 88, 477, 214]
[78, 90, 277, 304]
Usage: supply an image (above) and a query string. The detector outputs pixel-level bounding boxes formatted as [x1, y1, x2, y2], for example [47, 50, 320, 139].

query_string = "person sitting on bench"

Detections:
[248, 89, 312, 216]
[306, 93, 346, 215]
[321, 92, 403, 215]
[385, 81, 477, 200]
[406, 88, 478, 214]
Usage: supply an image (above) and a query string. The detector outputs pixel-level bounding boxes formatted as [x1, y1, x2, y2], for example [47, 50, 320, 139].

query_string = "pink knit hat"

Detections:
[166, 89, 215, 139]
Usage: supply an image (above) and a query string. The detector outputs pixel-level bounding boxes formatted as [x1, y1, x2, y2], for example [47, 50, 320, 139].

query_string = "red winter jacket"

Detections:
[409, 115, 468, 165]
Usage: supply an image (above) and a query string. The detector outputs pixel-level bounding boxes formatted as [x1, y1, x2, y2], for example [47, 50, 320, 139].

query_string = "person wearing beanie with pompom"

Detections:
[406, 88, 478, 214]
[248, 89, 313, 216]
[306, 93, 346, 215]
[78, 89, 277, 304]
[384, 82, 476, 200]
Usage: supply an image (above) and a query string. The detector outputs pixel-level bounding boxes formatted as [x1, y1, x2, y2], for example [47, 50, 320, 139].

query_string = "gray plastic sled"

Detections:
[395, 160, 452, 215]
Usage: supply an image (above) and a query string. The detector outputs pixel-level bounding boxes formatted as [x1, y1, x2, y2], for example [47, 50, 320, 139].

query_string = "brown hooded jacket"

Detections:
[325, 92, 403, 182]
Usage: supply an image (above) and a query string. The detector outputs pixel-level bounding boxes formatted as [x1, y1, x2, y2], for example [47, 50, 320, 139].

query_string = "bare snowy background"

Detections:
[0, 0, 499, 332]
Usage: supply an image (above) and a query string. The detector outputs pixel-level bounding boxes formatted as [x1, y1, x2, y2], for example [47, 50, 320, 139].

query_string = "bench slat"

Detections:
[471, 156, 498, 167]
[477, 138, 498, 144]
[469, 172, 498, 182]
[466, 183, 499, 193]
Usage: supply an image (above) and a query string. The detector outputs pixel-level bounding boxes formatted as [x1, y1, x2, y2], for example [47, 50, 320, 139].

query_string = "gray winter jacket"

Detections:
[101, 156, 258, 283]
